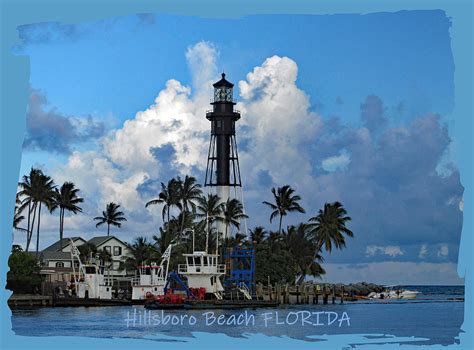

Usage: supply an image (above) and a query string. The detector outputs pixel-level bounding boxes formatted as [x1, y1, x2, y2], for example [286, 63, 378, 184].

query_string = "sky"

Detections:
[13, 10, 464, 285]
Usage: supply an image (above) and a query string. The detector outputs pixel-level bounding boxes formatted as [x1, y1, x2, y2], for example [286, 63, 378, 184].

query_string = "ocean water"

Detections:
[10, 286, 464, 346]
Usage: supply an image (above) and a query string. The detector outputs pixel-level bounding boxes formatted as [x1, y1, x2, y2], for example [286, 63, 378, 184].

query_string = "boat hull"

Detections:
[53, 297, 131, 307]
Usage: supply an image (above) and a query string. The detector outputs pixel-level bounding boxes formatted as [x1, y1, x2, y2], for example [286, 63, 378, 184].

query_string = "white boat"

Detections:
[131, 244, 173, 300]
[369, 286, 420, 300]
[176, 228, 227, 300]
[69, 239, 113, 299]
[178, 250, 226, 299]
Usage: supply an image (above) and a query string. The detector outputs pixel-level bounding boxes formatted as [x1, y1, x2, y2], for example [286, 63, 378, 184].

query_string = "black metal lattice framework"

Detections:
[204, 133, 242, 188]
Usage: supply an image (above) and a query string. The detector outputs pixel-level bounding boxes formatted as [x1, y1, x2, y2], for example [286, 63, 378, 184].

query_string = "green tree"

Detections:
[283, 224, 325, 284]
[262, 185, 305, 234]
[176, 175, 202, 238]
[153, 227, 175, 255]
[254, 244, 296, 284]
[249, 226, 267, 244]
[120, 237, 158, 272]
[309, 201, 354, 253]
[7, 246, 43, 293]
[303, 201, 354, 281]
[78, 242, 98, 264]
[145, 178, 181, 229]
[13, 194, 28, 242]
[222, 198, 248, 239]
[18, 168, 41, 251]
[93, 202, 127, 236]
[50, 182, 84, 249]
[18, 168, 56, 255]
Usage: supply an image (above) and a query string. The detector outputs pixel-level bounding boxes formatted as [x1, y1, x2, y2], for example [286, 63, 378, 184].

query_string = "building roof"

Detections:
[43, 237, 84, 252]
[42, 251, 72, 261]
[88, 235, 128, 248]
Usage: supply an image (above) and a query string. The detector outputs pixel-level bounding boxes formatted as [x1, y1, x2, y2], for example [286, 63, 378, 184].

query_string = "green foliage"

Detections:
[255, 244, 296, 284]
[7, 246, 43, 293]
[94, 202, 127, 236]
[263, 185, 305, 234]
[120, 237, 160, 272]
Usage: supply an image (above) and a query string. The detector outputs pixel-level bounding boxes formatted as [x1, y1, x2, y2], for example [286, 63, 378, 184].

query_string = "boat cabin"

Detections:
[178, 251, 225, 295]
[131, 263, 166, 300]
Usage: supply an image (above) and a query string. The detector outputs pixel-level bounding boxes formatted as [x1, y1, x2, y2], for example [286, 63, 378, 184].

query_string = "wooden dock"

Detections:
[8, 294, 53, 308]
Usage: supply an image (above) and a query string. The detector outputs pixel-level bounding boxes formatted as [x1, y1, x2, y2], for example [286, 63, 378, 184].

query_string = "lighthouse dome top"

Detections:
[213, 73, 234, 88]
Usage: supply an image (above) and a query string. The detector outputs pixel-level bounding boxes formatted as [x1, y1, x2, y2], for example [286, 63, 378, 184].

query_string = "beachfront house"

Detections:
[38, 235, 133, 286]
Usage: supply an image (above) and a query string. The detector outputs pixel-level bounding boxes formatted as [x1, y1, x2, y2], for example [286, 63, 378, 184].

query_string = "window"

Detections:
[55, 262, 64, 268]
[216, 120, 222, 129]
[85, 266, 96, 274]
[104, 246, 111, 254]
[113, 246, 122, 256]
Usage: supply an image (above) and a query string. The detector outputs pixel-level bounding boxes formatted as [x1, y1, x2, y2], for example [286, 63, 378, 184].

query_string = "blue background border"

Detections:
[1, 0, 472, 349]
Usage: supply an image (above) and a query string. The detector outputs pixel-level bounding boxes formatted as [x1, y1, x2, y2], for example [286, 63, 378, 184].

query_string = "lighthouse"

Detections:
[204, 73, 242, 239]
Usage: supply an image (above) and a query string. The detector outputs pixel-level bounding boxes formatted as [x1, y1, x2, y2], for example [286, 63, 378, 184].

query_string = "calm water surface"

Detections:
[11, 286, 464, 346]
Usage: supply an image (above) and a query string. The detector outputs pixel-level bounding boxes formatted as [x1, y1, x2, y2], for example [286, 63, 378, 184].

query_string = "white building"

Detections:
[39, 236, 132, 283]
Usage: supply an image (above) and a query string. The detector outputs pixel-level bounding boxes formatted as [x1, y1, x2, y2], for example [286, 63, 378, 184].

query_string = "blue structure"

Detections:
[164, 271, 196, 298]
[224, 246, 256, 295]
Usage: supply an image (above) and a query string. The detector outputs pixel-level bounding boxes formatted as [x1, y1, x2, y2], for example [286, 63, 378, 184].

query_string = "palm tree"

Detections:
[145, 178, 181, 228]
[94, 202, 127, 236]
[18, 168, 43, 252]
[78, 242, 98, 264]
[98, 249, 112, 268]
[196, 194, 224, 221]
[12, 194, 28, 241]
[308, 201, 354, 253]
[153, 227, 175, 255]
[50, 182, 84, 249]
[302, 201, 354, 282]
[249, 226, 267, 244]
[222, 198, 248, 239]
[177, 176, 202, 238]
[18, 169, 56, 255]
[283, 224, 326, 284]
[196, 193, 224, 242]
[262, 185, 305, 234]
[120, 237, 157, 272]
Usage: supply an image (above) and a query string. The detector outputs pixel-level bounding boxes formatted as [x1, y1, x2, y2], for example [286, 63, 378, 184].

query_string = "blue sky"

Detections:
[14, 11, 463, 284]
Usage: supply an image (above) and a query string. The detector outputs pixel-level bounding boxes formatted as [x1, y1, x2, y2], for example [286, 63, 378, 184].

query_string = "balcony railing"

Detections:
[178, 264, 226, 274]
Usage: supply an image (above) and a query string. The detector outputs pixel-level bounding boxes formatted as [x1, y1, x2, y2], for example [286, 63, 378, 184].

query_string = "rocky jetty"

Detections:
[320, 282, 385, 296]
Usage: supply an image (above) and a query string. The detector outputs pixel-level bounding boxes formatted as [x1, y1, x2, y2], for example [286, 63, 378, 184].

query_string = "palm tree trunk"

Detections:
[278, 215, 283, 235]
[301, 239, 324, 282]
[59, 207, 64, 250]
[180, 203, 186, 241]
[26, 201, 31, 248]
[35, 202, 42, 256]
[107, 223, 110, 236]
[26, 202, 37, 252]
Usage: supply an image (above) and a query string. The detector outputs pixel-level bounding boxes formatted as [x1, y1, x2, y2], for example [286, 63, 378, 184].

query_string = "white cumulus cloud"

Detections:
[321, 150, 351, 172]
[366, 245, 404, 257]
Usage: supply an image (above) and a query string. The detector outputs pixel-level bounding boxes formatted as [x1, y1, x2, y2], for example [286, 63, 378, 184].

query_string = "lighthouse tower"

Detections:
[205, 73, 242, 239]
